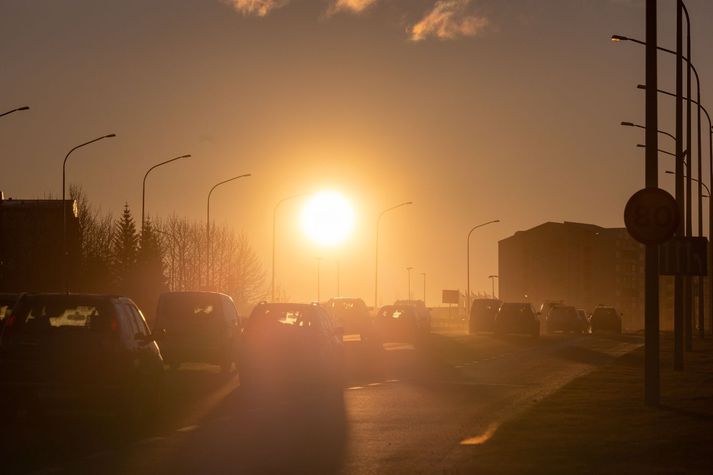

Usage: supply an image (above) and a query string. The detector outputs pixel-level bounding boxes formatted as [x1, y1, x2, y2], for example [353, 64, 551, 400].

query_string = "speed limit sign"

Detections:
[624, 187, 679, 245]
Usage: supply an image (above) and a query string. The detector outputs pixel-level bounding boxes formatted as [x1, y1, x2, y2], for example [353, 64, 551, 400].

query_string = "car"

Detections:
[239, 302, 344, 395]
[546, 305, 587, 334]
[576, 309, 589, 333]
[0, 293, 164, 421]
[494, 302, 540, 337]
[375, 304, 430, 343]
[590, 306, 622, 334]
[393, 299, 432, 331]
[0, 292, 19, 322]
[153, 291, 242, 372]
[322, 297, 375, 344]
[469, 298, 502, 333]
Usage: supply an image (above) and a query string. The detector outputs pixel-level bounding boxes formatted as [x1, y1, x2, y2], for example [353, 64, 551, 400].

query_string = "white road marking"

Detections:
[176, 424, 199, 433]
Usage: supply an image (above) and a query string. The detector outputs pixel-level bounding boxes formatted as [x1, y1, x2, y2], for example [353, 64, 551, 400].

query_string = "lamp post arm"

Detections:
[141, 154, 191, 232]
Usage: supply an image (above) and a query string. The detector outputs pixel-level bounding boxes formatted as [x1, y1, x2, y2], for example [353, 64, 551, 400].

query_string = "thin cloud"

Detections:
[329, 0, 379, 15]
[411, 0, 489, 42]
[222, 0, 289, 17]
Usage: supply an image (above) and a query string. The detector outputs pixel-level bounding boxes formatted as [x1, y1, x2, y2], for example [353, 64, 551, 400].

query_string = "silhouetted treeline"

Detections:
[70, 186, 265, 319]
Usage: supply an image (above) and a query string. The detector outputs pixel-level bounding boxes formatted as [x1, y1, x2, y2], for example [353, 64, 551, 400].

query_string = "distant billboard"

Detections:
[442, 289, 459, 304]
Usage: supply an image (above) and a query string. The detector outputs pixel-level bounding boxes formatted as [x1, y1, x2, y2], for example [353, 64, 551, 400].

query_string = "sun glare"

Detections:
[301, 190, 356, 247]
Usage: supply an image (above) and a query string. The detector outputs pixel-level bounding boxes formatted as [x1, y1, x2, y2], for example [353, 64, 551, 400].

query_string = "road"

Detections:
[5, 327, 642, 474]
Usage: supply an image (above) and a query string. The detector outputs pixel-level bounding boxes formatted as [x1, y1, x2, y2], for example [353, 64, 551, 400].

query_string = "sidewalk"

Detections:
[461, 332, 713, 474]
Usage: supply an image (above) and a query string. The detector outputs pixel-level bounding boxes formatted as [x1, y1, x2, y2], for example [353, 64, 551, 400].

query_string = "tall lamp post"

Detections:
[62, 133, 116, 292]
[374, 201, 413, 308]
[406, 266, 413, 301]
[466, 220, 500, 315]
[0, 106, 29, 118]
[488, 274, 499, 299]
[206, 173, 251, 289]
[639, 84, 713, 340]
[272, 192, 310, 302]
[141, 154, 191, 233]
[316, 257, 322, 303]
[614, 4, 696, 358]
[421, 272, 426, 305]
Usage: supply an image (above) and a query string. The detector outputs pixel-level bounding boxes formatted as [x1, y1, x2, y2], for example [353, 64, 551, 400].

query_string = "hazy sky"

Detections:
[2, 0, 712, 305]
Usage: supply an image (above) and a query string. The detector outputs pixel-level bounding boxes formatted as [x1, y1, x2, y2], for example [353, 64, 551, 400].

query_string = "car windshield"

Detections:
[158, 293, 221, 329]
[500, 304, 533, 318]
[8, 295, 114, 335]
[593, 308, 617, 318]
[550, 306, 577, 319]
[248, 304, 320, 329]
[472, 300, 500, 314]
[328, 299, 366, 316]
[378, 306, 414, 319]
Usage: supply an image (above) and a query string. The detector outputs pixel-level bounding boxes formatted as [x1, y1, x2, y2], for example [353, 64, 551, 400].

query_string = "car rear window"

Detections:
[248, 305, 318, 329]
[7, 295, 114, 335]
[157, 293, 222, 329]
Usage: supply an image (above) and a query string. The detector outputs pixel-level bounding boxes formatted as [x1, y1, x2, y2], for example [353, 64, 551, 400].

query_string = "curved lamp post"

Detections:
[466, 220, 500, 314]
[141, 154, 191, 233]
[0, 106, 30, 118]
[640, 84, 713, 340]
[272, 192, 310, 302]
[206, 173, 251, 289]
[62, 133, 116, 292]
[374, 201, 413, 308]
[622, 121, 676, 143]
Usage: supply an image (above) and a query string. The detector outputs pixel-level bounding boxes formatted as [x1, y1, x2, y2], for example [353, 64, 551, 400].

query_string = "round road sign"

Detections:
[624, 187, 679, 245]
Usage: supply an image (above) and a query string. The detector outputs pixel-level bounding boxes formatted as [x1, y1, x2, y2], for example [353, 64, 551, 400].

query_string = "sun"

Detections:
[301, 190, 356, 247]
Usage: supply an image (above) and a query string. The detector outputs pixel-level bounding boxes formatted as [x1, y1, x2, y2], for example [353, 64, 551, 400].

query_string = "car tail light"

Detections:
[4, 314, 14, 329]
[111, 317, 119, 333]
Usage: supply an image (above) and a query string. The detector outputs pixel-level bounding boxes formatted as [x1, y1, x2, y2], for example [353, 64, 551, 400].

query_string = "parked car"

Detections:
[153, 291, 241, 372]
[576, 309, 589, 333]
[393, 300, 432, 332]
[239, 302, 344, 394]
[375, 304, 430, 343]
[546, 305, 587, 334]
[494, 302, 540, 337]
[590, 306, 622, 334]
[469, 298, 502, 333]
[0, 293, 164, 420]
[0, 292, 19, 322]
[323, 297, 374, 343]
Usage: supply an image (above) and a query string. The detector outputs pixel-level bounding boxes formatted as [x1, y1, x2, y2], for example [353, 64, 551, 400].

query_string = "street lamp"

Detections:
[621, 121, 676, 143]
[374, 201, 413, 308]
[488, 274, 499, 299]
[421, 272, 426, 305]
[406, 266, 414, 301]
[316, 257, 322, 303]
[206, 173, 251, 289]
[272, 192, 310, 302]
[466, 220, 500, 315]
[141, 154, 191, 233]
[614, 14, 697, 356]
[635, 144, 688, 163]
[62, 133, 116, 292]
[0, 106, 30, 118]
[639, 84, 713, 341]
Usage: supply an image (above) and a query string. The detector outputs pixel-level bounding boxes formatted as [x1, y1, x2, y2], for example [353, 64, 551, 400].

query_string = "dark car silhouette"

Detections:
[239, 302, 344, 395]
[153, 291, 242, 372]
[0, 293, 164, 421]
[375, 304, 429, 343]
[590, 306, 622, 334]
[546, 305, 587, 334]
[494, 302, 540, 337]
[323, 297, 374, 344]
[469, 298, 502, 333]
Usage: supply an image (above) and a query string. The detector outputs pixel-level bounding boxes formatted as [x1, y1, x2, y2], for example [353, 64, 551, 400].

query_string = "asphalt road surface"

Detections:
[5, 328, 642, 474]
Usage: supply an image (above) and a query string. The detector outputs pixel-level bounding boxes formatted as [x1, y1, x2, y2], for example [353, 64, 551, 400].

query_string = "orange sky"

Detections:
[2, 0, 713, 305]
